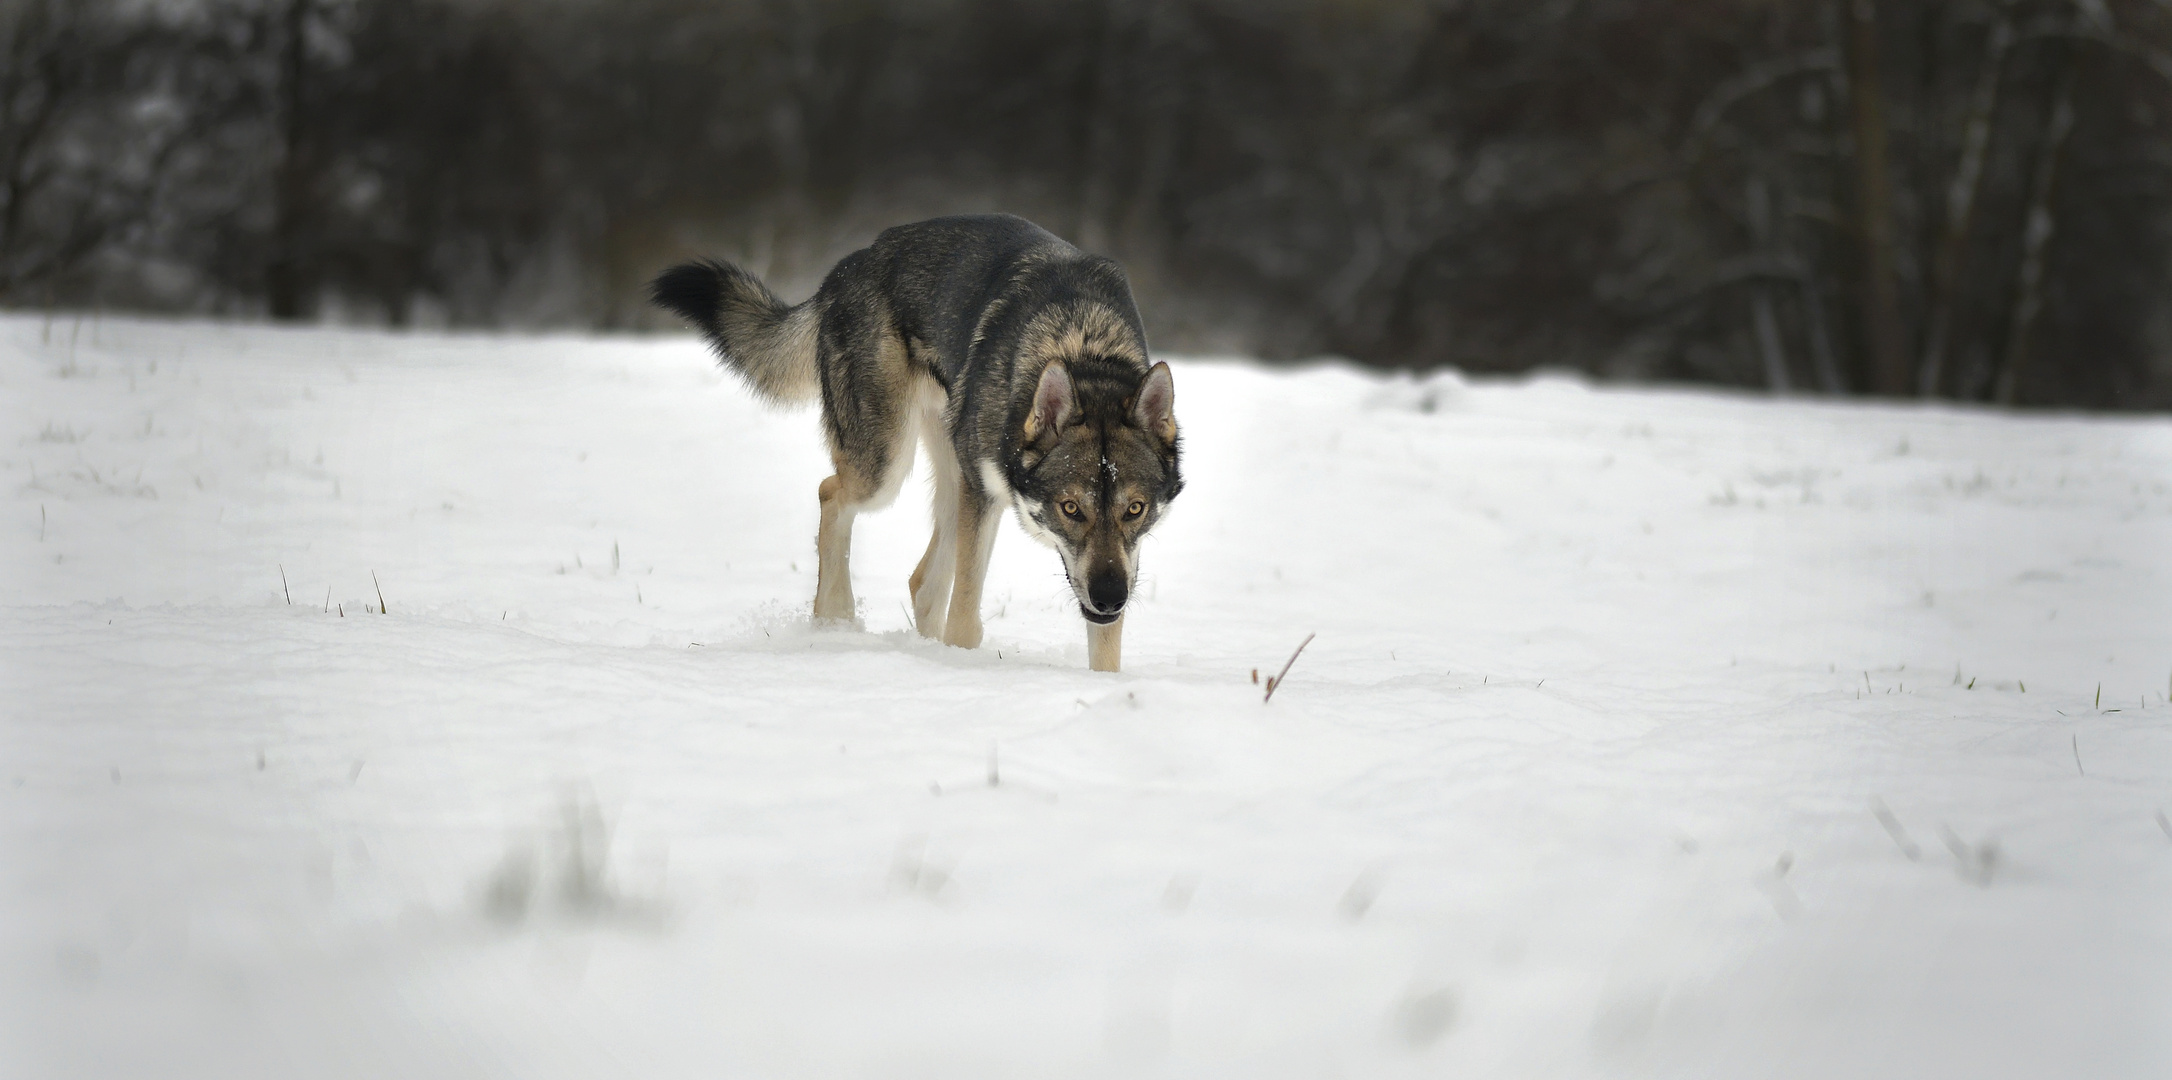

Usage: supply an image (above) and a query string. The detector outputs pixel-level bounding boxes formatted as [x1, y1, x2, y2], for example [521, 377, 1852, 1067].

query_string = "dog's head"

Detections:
[1012, 360, 1183, 625]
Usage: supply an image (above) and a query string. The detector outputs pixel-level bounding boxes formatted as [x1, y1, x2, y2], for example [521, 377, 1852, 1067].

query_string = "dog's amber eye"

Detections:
[1125, 500, 1146, 519]
[1060, 499, 1084, 520]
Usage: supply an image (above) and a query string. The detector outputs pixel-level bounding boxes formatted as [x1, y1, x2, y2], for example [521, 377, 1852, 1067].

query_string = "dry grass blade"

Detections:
[1263, 633, 1316, 703]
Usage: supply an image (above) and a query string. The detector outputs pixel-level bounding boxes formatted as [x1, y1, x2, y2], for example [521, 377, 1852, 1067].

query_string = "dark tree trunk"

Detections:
[1840, 0, 1912, 396]
[265, 0, 311, 320]
[1919, 14, 2011, 398]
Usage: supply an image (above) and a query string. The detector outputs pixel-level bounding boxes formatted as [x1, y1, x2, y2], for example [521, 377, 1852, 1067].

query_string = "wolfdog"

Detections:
[649, 214, 1182, 672]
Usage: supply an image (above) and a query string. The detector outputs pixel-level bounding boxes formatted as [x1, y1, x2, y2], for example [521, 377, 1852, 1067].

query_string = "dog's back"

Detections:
[650, 213, 1145, 408]
[846, 214, 1147, 389]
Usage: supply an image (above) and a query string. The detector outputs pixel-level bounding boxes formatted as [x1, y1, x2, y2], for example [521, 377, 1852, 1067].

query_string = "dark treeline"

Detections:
[6, 0, 2172, 408]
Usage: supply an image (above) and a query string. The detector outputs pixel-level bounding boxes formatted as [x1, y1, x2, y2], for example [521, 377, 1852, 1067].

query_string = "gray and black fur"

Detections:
[649, 214, 1182, 668]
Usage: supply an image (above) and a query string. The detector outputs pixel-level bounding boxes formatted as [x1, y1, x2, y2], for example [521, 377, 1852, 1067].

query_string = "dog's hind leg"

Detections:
[816, 437, 915, 626]
[941, 490, 1004, 649]
[809, 316, 917, 627]
[814, 474, 859, 623]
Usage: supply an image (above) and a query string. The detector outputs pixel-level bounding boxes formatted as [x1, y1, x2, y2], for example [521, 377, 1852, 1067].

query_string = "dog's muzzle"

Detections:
[1081, 571, 1127, 623]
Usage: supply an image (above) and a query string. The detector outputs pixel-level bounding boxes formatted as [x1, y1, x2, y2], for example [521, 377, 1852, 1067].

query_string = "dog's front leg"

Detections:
[940, 495, 1002, 649]
[1086, 614, 1123, 672]
[908, 529, 953, 639]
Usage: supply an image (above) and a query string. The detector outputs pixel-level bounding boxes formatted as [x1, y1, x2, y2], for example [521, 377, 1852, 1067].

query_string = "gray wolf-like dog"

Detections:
[649, 214, 1182, 672]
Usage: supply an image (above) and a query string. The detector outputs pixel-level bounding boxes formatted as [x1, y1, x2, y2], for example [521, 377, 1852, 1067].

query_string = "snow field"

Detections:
[4, 313, 2171, 1078]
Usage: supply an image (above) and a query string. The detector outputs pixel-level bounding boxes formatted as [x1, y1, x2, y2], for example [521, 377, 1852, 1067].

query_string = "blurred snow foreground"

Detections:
[4, 314, 2170, 1079]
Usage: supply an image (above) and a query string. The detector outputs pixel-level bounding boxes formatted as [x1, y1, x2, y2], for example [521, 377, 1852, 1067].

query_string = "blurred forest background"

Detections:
[6, 0, 2172, 408]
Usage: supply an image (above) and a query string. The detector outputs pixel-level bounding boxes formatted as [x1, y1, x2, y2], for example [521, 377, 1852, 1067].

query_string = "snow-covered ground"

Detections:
[4, 312, 2170, 1078]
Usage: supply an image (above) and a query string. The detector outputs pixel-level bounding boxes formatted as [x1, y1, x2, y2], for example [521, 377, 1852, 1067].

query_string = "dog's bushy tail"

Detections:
[648, 259, 820, 405]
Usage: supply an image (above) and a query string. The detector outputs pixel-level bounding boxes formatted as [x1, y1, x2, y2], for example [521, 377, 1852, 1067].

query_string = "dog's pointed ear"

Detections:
[1023, 362, 1074, 442]
[1132, 361, 1176, 445]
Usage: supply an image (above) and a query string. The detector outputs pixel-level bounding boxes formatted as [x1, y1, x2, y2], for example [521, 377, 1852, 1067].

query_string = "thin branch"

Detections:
[1683, 48, 1840, 164]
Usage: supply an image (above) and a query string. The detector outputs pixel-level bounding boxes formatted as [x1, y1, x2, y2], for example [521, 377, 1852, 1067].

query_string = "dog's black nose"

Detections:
[1087, 572, 1127, 614]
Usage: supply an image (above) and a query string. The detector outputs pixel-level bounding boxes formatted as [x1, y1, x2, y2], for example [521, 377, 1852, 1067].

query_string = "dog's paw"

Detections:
[941, 619, 984, 650]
